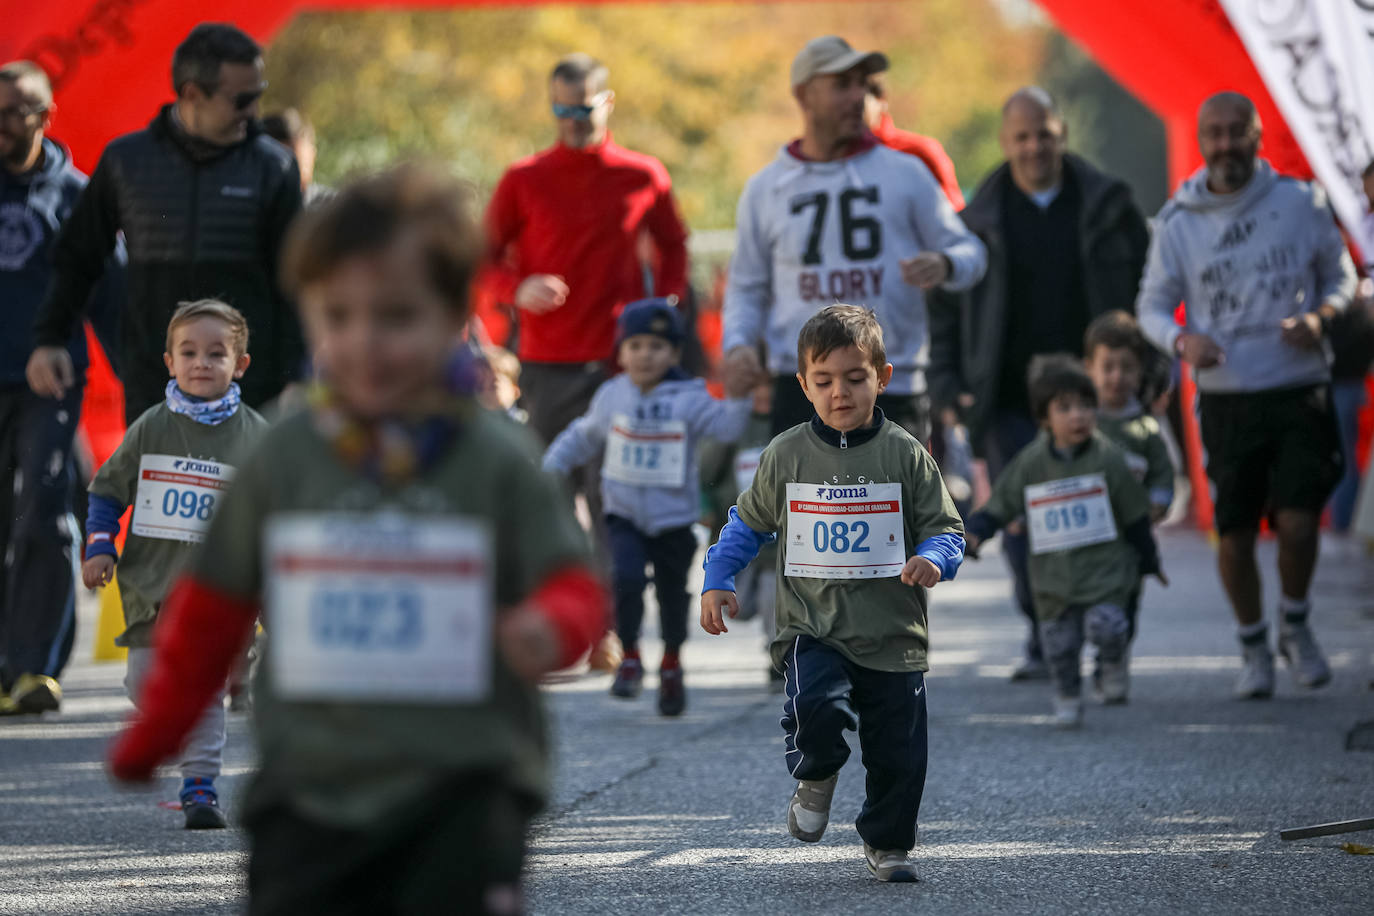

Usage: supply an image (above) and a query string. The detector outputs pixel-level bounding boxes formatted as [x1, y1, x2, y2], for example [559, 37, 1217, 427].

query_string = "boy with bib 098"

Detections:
[964, 354, 1167, 727]
[544, 297, 752, 716]
[106, 165, 607, 913]
[83, 299, 269, 829]
[700, 304, 965, 883]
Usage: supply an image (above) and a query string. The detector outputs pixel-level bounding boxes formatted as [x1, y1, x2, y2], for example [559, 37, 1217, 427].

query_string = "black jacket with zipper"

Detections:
[33, 105, 304, 419]
[928, 153, 1149, 456]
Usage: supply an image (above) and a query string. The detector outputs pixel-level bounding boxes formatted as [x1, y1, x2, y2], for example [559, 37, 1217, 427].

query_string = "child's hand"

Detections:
[1153, 567, 1170, 587]
[700, 590, 739, 635]
[900, 556, 941, 588]
[964, 533, 982, 557]
[497, 604, 560, 681]
[82, 555, 114, 589]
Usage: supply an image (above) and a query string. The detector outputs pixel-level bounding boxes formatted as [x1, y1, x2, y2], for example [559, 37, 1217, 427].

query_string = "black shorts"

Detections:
[1198, 384, 1344, 534]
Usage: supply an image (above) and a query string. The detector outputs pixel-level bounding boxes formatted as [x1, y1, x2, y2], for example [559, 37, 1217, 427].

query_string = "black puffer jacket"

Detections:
[928, 154, 1148, 455]
[34, 105, 303, 418]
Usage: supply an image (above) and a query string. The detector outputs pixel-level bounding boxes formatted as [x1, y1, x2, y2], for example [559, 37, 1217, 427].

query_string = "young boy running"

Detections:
[700, 305, 965, 882]
[107, 165, 606, 913]
[965, 355, 1167, 724]
[545, 297, 751, 715]
[84, 299, 269, 829]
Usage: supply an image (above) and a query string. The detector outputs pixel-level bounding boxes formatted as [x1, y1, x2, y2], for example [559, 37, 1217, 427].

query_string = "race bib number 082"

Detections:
[784, 482, 905, 578]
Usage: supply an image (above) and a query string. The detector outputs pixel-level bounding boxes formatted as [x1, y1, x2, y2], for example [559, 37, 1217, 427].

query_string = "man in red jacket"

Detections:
[864, 75, 964, 210]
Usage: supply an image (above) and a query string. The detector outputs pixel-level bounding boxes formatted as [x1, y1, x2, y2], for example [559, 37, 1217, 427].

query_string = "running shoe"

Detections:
[864, 843, 918, 883]
[1278, 622, 1332, 689]
[786, 773, 838, 842]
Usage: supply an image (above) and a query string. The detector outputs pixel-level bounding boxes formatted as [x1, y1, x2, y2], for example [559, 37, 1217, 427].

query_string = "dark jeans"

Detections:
[769, 374, 931, 445]
[247, 778, 537, 916]
[606, 515, 696, 655]
[0, 385, 82, 690]
[780, 635, 928, 852]
[983, 409, 1041, 660]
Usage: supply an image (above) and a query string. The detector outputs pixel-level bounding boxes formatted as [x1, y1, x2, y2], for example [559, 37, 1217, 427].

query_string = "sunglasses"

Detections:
[551, 91, 611, 121]
[229, 87, 266, 111]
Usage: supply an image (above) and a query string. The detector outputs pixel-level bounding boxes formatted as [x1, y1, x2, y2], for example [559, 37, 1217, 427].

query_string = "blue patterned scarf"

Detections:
[165, 380, 242, 426]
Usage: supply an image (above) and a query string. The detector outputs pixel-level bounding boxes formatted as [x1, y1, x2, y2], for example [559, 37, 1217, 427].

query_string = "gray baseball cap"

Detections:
[790, 36, 889, 88]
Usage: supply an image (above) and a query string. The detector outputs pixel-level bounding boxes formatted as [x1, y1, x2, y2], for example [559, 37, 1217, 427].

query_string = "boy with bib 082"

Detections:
[700, 304, 965, 883]
[82, 299, 270, 829]
[964, 354, 1168, 727]
[544, 297, 752, 716]
[105, 165, 607, 913]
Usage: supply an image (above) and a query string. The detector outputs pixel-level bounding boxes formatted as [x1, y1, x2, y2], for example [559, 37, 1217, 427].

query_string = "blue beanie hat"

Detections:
[616, 297, 684, 347]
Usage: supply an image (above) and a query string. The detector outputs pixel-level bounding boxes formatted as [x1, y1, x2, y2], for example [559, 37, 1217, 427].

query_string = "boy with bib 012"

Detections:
[700, 305, 965, 883]
[964, 354, 1168, 727]
[83, 299, 269, 829]
[544, 297, 752, 716]
[106, 165, 607, 914]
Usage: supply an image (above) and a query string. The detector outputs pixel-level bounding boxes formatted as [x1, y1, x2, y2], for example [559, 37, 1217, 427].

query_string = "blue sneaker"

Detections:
[180, 778, 227, 830]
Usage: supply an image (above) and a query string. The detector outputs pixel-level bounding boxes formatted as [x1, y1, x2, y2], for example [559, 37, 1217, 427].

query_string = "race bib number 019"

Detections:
[603, 414, 687, 487]
[266, 513, 493, 703]
[1024, 473, 1117, 556]
[131, 454, 236, 543]
[784, 482, 905, 578]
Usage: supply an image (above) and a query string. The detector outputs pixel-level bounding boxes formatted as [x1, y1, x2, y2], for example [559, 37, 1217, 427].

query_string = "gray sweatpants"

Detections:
[125, 647, 226, 781]
[1039, 603, 1129, 698]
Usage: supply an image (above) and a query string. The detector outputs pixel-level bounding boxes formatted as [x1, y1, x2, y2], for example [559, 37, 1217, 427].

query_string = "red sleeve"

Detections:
[927, 142, 966, 211]
[644, 173, 689, 302]
[478, 170, 526, 306]
[528, 566, 609, 670]
[108, 577, 258, 782]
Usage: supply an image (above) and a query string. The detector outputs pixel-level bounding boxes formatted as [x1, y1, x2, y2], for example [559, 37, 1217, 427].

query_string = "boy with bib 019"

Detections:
[106, 165, 607, 914]
[544, 297, 752, 716]
[964, 354, 1167, 727]
[83, 299, 269, 829]
[700, 305, 965, 883]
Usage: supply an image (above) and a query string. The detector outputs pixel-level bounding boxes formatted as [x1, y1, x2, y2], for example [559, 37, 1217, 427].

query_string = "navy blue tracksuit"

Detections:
[781, 634, 929, 851]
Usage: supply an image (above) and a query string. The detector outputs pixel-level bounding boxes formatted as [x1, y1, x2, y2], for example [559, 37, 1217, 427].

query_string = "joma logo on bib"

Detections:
[816, 486, 867, 500]
[173, 459, 221, 475]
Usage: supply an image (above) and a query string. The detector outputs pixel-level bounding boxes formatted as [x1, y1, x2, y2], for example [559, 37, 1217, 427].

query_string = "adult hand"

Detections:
[497, 604, 561, 681]
[1175, 332, 1225, 369]
[1279, 313, 1322, 350]
[1153, 567, 1170, 588]
[700, 589, 739, 635]
[82, 555, 115, 589]
[26, 346, 75, 399]
[899, 252, 951, 290]
[900, 556, 941, 587]
[514, 274, 570, 314]
[723, 346, 766, 395]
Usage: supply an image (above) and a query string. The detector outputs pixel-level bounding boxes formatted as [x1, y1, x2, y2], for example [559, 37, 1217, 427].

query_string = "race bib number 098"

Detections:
[1024, 473, 1117, 555]
[131, 454, 236, 543]
[784, 482, 905, 578]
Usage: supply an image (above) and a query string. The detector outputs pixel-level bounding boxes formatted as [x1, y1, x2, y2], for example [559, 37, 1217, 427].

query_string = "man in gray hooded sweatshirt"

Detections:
[1137, 92, 1355, 700]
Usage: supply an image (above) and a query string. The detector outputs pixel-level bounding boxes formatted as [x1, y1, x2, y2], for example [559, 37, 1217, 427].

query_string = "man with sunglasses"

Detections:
[28, 22, 303, 421]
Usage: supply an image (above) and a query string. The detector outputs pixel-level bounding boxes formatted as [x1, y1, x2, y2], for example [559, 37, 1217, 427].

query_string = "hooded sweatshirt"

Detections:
[723, 136, 987, 395]
[1136, 161, 1356, 393]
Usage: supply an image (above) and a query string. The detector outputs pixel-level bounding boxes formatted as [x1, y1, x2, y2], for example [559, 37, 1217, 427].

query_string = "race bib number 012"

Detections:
[131, 454, 236, 543]
[784, 482, 905, 578]
[1024, 473, 1117, 556]
[603, 414, 687, 487]
[266, 513, 493, 704]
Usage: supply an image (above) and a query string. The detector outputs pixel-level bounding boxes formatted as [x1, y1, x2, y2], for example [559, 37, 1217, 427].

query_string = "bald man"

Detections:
[1137, 92, 1355, 700]
[928, 87, 1149, 680]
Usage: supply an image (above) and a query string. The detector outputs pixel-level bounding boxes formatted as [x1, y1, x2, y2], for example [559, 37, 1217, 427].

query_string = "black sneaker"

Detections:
[180, 779, 228, 830]
[657, 668, 686, 717]
[609, 659, 644, 699]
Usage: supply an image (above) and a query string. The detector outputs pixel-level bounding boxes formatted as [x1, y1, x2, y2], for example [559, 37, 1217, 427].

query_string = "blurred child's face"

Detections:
[796, 344, 892, 433]
[299, 236, 466, 420]
[1086, 344, 1142, 411]
[618, 334, 679, 391]
[1045, 392, 1096, 448]
[751, 380, 773, 415]
[163, 317, 249, 400]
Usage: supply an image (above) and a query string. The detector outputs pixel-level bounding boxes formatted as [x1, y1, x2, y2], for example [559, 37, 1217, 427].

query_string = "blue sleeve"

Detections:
[916, 532, 965, 582]
[702, 506, 776, 593]
[84, 493, 125, 560]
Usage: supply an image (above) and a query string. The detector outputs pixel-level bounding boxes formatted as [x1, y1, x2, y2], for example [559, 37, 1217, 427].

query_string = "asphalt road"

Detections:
[2, 529, 1371, 915]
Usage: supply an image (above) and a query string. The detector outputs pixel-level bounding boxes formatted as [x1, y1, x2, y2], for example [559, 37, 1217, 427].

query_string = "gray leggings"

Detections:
[125, 647, 226, 781]
[1039, 603, 1129, 697]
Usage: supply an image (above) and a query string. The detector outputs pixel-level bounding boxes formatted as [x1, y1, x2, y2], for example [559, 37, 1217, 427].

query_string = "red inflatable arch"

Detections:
[2, 0, 1314, 526]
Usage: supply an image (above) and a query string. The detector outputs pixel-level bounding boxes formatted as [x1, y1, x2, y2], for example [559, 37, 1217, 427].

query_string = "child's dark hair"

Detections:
[280, 162, 483, 316]
[796, 305, 886, 373]
[1028, 353, 1098, 421]
[1083, 310, 1147, 359]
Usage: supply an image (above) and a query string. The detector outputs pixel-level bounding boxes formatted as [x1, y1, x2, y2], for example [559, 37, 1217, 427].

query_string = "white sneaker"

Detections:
[1051, 695, 1083, 728]
[864, 843, 918, 882]
[786, 774, 838, 843]
[1278, 623, 1332, 689]
[1099, 656, 1129, 705]
[1234, 642, 1275, 699]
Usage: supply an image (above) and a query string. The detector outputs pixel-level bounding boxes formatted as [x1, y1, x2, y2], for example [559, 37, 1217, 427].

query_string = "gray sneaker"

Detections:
[1098, 655, 1129, 705]
[864, 843, 918, 882]
[1051, 694, 1083, 728]
[1278, 623, 1332, 689]
[1010, 655, 1050, 682]
[1234, 642, 1276, 699]
[786, 774, 838, 843]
